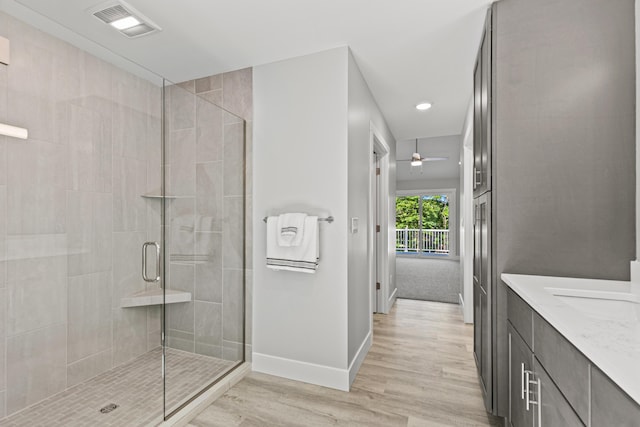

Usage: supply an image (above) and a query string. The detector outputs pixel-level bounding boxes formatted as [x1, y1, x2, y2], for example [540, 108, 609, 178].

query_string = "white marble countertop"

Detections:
[501, 274, 640, 405]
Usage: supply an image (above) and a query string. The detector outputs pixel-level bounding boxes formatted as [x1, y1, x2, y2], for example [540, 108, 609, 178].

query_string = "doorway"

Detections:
[395, 189, 460, 304]
[369, 124, 392, 315]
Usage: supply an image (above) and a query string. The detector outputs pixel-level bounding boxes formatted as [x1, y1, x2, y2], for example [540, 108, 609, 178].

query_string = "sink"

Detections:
[545, 287, 640, 323]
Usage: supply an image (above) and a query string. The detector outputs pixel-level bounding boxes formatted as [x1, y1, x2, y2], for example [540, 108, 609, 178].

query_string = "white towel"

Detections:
[267, 216, 319, 273]
[276, 213, 307, 247]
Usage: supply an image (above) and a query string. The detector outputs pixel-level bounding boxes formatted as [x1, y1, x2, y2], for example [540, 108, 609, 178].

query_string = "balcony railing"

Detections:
[395, 228, 449, 254]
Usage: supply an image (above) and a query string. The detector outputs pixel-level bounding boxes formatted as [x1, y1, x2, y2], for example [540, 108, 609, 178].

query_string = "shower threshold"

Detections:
[0, 348, 236, 427]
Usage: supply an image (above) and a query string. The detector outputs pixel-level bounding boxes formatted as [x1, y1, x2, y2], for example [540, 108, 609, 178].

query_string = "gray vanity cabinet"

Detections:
[507, 289, 585, 427]
[507, 287, 640, 427]
[533, 313, 589, 422]
[591, 367, 640, 427]
[533, 358, 583, 427]
[507, 324, 533, 427]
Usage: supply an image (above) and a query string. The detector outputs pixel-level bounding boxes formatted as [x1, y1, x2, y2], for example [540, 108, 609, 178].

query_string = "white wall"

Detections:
[253, 48, 350, 389]
[461, 99, 474, 323]
[634, 0, 640, 281]
[346, 51, 396, 368]
[397, 178, 459, 193]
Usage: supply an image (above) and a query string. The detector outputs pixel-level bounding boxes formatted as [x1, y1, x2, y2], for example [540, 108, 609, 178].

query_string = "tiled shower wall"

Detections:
[165, 69, 253, 362]
[0, 12, 163, 418]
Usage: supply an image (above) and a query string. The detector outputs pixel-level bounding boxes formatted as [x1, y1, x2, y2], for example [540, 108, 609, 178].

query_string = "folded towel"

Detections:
[277, 213, 307, 247]
[267, 216, 319, 273]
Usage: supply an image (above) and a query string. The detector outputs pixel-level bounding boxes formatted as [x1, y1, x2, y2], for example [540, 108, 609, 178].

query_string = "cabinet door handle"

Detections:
[525, 370, 540, 419]
[521, 363, 526, 400]
[536, 377, 542, 427]
[473, 167, 481, 189]
[525, 369, 531, 411]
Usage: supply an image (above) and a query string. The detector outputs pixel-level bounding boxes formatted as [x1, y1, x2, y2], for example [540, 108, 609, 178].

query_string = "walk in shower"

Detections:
[0, 9, 246, 425]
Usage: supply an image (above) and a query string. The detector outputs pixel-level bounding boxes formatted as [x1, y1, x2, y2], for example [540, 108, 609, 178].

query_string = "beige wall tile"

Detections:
[0, 186, 6, 287]
[66, 348, 112, 388]
[67, 191, 113, 276]
[113, 105, 148, 161]
[6, 140, 67, 235]
[168, 128, 196, 197]
[112, 231, 146, 309]
[147, 305, 161, 351]
[195, 257, 222, 303]
[167, 301, 194, 334]
[195, 342, 222, 358]
[7, 255, 66, 336]
[167, 329, 194, 352]
[67, 271, 112, 363]
[222, 68, 253, 121]
[196, 97, 224, 162]
[222, 340, 243, 362]
[245, 270, 252, 345]
[167, 84, 195, 131]
[113, 156, 147, 232]
[223, 123, 245, 197]
[112, 307, 147, 366]
[223, 196, 244, 269]
[197, 89, 223, 107]
[63, 103, 112, 193]
[195, 75, 222, 94]
[6, 323, 66, 415]
[196, 162, 223, 232]
[195, 301, 222, 346]
[222, 269, 243, 343]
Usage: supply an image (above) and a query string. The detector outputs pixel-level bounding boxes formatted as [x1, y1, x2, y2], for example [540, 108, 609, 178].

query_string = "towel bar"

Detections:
[263, 216, 334, 223]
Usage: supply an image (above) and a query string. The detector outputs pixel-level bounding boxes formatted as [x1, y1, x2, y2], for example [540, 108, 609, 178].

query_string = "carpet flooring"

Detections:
[396, 256, 461, 304]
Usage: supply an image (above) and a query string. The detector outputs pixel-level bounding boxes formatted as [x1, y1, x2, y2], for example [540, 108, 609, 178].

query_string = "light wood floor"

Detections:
[189, 299, 502, 426]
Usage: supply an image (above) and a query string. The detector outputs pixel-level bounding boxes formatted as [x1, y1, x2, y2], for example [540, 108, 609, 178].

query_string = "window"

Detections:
[396, 194, 450, 254]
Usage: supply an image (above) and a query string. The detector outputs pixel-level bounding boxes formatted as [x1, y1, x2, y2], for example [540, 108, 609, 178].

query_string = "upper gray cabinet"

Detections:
[473, 11, 492, 198]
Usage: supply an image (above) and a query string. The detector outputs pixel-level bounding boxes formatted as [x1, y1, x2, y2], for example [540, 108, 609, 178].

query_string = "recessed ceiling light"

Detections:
[416, 102, 433, 111]
[110, 16, 141, 30]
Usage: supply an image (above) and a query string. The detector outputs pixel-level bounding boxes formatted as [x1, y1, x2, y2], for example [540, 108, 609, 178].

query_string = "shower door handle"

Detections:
[142, 242, 161, 283]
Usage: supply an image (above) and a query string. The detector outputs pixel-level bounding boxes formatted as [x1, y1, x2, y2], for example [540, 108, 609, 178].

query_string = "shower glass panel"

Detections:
[0, 8, 166, 423]
[0, 7, 246, 424]
[162, 80, 246, 419]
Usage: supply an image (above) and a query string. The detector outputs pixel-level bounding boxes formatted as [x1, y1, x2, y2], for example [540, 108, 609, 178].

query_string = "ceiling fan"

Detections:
[398, 139, 449, 166]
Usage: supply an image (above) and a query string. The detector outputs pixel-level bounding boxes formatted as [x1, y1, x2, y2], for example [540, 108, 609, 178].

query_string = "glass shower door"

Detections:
[162, 79, 246, 419]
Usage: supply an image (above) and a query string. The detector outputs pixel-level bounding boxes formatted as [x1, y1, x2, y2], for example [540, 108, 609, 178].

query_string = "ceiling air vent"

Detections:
[90, 1, 161, 38]
[93, 5, 130, 24]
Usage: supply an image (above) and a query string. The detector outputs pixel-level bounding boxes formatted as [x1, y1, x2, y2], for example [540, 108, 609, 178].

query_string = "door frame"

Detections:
[369, 123, 391, 316]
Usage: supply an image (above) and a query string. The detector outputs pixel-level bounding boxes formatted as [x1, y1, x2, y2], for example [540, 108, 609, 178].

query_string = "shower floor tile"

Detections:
[0, 348, 236, 427]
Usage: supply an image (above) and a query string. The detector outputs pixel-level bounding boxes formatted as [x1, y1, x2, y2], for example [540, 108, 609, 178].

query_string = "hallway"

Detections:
[189, 299, 500, 426]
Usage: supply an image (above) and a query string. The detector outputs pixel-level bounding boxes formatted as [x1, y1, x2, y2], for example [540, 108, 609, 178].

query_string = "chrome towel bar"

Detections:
[263, 216, 334, 223]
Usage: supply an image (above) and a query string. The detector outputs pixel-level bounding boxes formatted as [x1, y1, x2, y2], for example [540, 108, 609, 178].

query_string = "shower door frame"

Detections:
[160, 79, 247, 422]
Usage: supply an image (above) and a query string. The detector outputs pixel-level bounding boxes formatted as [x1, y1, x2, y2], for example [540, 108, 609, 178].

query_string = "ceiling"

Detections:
[396, 136, 461, 182]
[1, 0, 492, 142]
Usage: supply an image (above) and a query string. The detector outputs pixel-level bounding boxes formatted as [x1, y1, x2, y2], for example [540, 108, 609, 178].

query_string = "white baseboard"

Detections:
[348, 331, 372, 386]
[387, 286, 398, 311]
[252, 352, 350, 391]
[631, 260, 640, 282]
